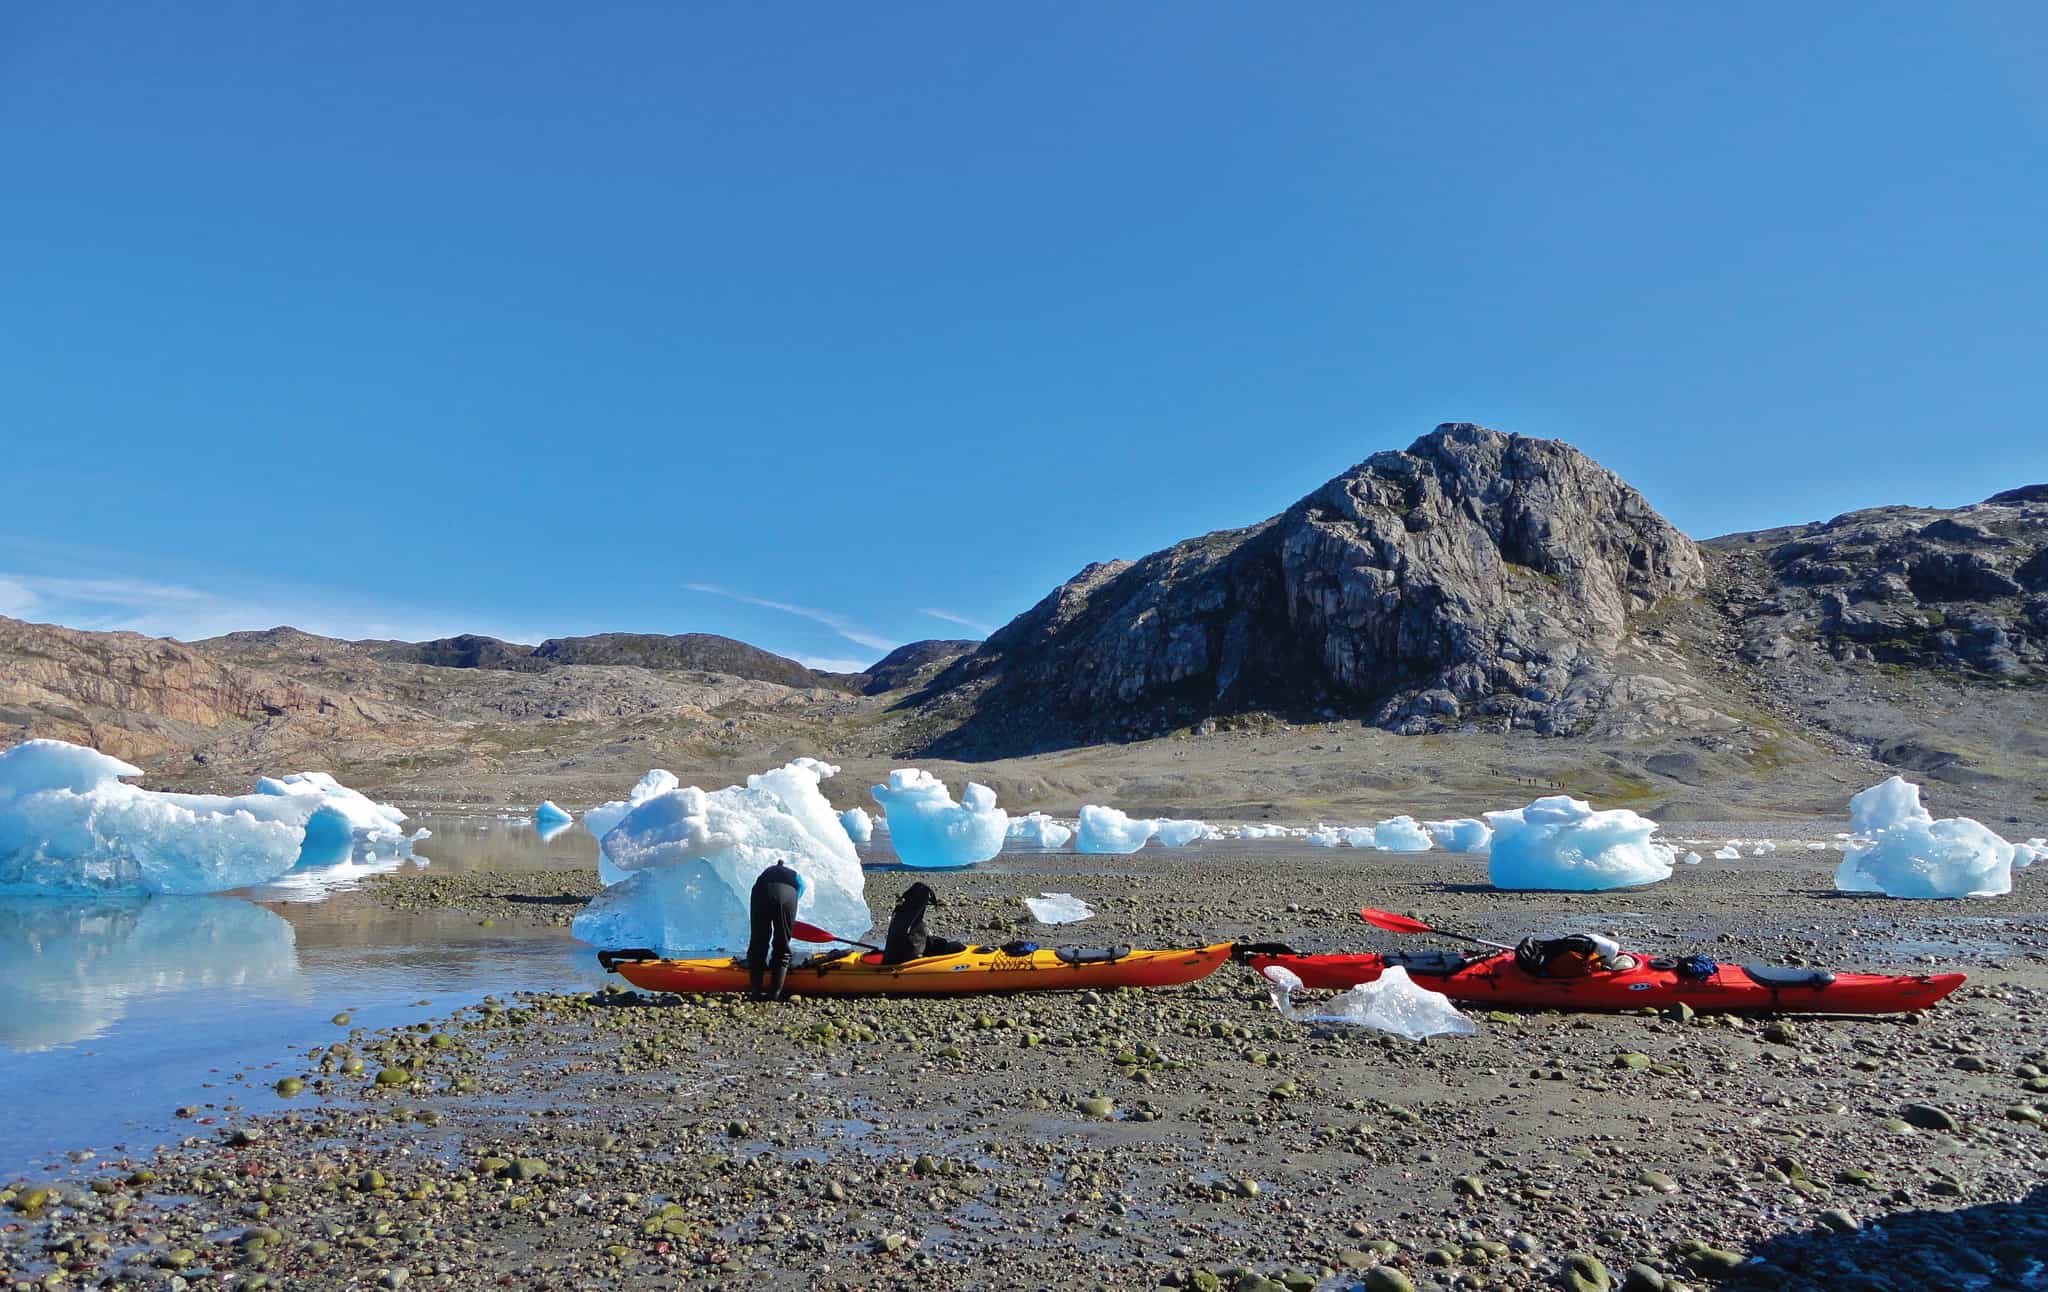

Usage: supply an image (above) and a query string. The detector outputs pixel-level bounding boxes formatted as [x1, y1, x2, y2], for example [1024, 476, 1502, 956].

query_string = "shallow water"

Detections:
[0, 814, 608, 1173]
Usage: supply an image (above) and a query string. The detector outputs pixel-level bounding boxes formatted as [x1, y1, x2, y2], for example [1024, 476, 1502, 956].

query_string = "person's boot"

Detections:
[748, 961, 765, 1002]
[768, 962, 789, 1003]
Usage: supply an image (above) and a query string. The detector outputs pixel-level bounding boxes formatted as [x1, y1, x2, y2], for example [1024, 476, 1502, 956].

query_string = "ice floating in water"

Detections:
[1075, 806, 1159, 854]
[839, 806, 874, 844]
[572, 758, 869, 955]
[1235, 823, 1298, 840]
[535, 801, 573, 829]
[1023, 892, 1094, 924]
[1484, 796, 1674, 891]
[1834, 776, 2017, 899]
[869, 769, 1007, 869]
[1263, 964, 1475, 1040]
[1006, 812, 1074, 849]
[1154, 819, 1219, 848]
[1372, 816, 1434, 852]
[0, 740, 416, 896]
[1423, 818, 1493, 854]
[0, 895, 303, 1050]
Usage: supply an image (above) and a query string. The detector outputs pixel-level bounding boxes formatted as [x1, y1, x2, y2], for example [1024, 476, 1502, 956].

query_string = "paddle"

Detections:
[793, 919, 881, 952]
[1359, 907, 1513, 951]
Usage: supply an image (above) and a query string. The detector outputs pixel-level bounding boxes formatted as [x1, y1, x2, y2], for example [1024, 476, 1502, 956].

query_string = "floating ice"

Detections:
[1023, 892, 1094, 924]
[1373, 816, 1434, 852]
[0, 895, 304, 1051]
[1712, 844, 1741, 861]
[1006, 812, 1074, 849]
[535, 801, 573, 829]
[1076, 806, 1159, 854]
[839, 806, 874, 844]
[869, 769, 1008, 869]
[1235, 824, 1297, 840]
[1484, 796, 1674, 891]
[1424, 818, 1492, 853]
[1834, 776, 2016, 899]
[1154, 819, 1220, 848]
[572, 757, 869, 955]
[0, 740, 414, 897]
[1262, 964, 1475, 1041]
[1307, 828, 1345, 848]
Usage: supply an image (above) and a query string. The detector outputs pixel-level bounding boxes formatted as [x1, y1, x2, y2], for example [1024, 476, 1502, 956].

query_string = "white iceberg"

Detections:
[1154, 818, 1219, 848]
[1023, 891, 1094, 924]
[1006, 812, 1074, 849]
[0, 895, 304, 1051]
[1712, 844, 1741, 860]
[1372, 816, 1434, 852]
[585, 769, 681, 885]
[2016, 838, 2046, 870]
[1423, 818, 1493, 854]
[1235, 824, 1296, 840]
[1682, 851, 1702, 865]
[1075, 805, 1158, 854]
[1833, 776, 2016, 899]
[1484, 795, 1674, 891]
[869, 769, 1007, 869]
[839, 806, 874, 844]
[1307, 828, 1346, 848]
[1262, 964, 1475, 1040]
[572, 757, 869, 955]
[0, 740, 416, 897]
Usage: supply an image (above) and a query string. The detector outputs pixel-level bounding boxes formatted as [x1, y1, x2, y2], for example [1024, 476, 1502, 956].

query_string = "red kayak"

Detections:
[1246, 949, 1965, 1015]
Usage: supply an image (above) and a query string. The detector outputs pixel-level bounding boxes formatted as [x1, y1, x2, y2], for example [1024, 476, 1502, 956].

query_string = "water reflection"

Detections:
[0, 896, 305, 1051]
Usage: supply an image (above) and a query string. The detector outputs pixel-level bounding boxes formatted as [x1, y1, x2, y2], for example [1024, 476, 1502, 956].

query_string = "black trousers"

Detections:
[747, 880, 798, 995]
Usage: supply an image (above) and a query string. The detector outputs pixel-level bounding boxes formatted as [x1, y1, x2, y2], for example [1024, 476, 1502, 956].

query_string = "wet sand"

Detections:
[3, 840, 2044, 1291]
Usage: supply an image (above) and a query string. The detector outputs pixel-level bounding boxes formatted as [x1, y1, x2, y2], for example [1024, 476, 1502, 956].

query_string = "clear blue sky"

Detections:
[4, 3, 2044, 669]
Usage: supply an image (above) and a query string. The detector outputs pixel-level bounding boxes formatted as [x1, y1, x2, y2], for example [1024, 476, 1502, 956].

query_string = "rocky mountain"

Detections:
[916, 424, 1707, 755]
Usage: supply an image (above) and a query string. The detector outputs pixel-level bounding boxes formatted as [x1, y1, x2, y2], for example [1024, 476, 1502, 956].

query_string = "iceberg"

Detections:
[839, 806, 874, 844]
[869, 769, 1007, 869]
[1075, 805, 1158, 855]
[1307, 828, 1346, 848]
[1712, 844, 1742, 860]
[1235, 824, 1296, 840]
[585, 769, 681, 885]
[1484, 795, 1674, 891]
[2015, 838, 2046, 870]
[1006, 812, 1074, 849]
[1154, 818, 1219, 848]
[1423, 818, 1493, 853]
[535, 800, 573, 829]
[1372, 816, 1434, 852]
[1682, 851, 1702, 865]
[1262, 964, 1475, 1040]
[0, 895, 304, 1051]
[0, 740, 413, 897]
[572, 757, 869, 955]
[1023, 892, 1094, 924]
[1833, 776, 2017, 899]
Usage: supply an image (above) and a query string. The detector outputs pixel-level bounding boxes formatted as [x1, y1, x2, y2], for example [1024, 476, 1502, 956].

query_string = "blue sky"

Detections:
[3, 4, 2044, 669]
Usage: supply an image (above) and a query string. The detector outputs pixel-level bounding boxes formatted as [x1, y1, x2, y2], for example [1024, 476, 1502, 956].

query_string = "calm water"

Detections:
[0, 814, 610, 1174]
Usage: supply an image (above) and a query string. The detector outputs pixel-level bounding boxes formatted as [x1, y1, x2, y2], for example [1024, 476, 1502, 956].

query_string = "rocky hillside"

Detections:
[916, 424, 1707, 755]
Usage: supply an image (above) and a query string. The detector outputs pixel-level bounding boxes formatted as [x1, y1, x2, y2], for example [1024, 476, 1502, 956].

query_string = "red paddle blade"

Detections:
[1359, 907, 1434, 935]
[791, 919, 840, 943]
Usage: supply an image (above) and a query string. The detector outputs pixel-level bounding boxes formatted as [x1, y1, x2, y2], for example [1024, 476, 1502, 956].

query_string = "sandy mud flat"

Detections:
[3, 840, 2044, 1291]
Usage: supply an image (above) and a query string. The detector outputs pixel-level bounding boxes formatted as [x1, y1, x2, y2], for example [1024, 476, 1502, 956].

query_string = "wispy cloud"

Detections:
[920, 607, 994, 635]
[683, 582, 899, 653]
[0, 578, 36, 618]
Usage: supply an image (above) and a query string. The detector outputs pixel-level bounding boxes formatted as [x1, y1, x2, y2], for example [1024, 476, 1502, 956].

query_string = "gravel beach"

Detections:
[4, 840, 2044, 1292]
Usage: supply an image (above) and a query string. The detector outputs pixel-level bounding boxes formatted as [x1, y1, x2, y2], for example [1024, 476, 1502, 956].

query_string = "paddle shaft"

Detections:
[792, 919, 881, 952]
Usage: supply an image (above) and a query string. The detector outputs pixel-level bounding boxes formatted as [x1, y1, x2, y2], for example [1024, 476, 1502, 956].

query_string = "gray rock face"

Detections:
[1712, 488, 2048, 680]
[923, 424, 1704, 755]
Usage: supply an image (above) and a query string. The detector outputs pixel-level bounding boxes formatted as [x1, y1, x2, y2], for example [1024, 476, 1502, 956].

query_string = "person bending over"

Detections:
[747, 858, 804, 1001]
[882, 881, 969, 964]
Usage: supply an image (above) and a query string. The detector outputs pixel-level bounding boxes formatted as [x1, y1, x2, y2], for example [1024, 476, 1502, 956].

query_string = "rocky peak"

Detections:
[921, 424, 1704, 755]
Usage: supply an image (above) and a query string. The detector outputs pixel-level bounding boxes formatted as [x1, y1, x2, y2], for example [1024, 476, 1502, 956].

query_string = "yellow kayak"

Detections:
[602, 943, 1232, 996]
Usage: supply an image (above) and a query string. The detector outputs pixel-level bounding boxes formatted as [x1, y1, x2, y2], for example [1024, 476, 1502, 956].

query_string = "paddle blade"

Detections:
[1359, 907, 1434, 935]
[791, 919, 840, 943]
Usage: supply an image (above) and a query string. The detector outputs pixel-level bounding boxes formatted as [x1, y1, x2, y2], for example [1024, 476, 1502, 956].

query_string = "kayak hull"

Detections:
[615, 943, 1233, 996]
[1247, 952, 1964, 1014]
